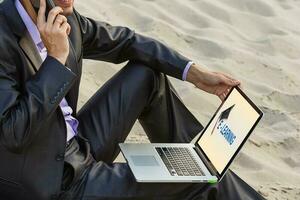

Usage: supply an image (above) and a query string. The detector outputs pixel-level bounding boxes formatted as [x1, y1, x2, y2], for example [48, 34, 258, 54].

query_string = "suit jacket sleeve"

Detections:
[75, 11, 190, 80]
[0, 56, 76, 153]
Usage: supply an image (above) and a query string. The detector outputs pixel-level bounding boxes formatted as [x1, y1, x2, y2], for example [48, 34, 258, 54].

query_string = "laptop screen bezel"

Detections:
[195, 86, 263, 179]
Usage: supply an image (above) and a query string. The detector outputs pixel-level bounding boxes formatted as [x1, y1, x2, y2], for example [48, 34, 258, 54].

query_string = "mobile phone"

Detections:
[31, 0, 56, 16]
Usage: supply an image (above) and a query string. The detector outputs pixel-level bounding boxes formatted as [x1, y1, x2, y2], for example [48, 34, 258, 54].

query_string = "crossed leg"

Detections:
[72, 62, 263, 200]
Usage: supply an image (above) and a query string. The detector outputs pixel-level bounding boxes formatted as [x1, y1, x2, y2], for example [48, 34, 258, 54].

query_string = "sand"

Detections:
[74, 0, 300, 199]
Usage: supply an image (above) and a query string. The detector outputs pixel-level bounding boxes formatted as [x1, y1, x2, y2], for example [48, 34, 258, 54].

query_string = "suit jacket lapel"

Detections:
[65, 34, 79, 76]
[19, 30, 79, 73]
[19, 30, 43, 72]
[65, 39, 80, 112]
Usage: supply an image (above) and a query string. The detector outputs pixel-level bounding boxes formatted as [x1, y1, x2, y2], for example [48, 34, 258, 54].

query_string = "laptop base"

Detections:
[120, 143, 218, 183]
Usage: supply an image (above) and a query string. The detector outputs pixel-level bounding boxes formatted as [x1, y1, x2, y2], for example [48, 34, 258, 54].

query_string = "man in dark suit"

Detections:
[0, 0, 264, 199]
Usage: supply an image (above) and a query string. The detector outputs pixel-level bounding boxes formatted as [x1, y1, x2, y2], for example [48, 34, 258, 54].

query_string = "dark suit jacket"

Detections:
[0, 0, 190, 199]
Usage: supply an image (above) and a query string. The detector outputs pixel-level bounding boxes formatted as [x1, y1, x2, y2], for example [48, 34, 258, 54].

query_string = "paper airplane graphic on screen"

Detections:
[211, 104, 235, 135]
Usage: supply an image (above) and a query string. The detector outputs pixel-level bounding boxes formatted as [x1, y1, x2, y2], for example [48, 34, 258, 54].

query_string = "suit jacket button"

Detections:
[55, 154, 64, 161]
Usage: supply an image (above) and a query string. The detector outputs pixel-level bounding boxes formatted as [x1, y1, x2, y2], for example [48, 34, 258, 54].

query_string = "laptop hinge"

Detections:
[193, 147, 219, 178]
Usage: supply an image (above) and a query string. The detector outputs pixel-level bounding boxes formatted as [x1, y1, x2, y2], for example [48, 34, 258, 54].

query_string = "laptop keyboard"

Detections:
[156, 147, 204, 176]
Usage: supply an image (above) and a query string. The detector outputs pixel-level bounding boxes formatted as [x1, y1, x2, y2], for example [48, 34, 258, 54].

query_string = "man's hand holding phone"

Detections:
[37, 0, 71, 65]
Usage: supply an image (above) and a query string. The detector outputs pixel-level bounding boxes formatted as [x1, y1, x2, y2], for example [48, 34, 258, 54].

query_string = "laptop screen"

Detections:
[197, 87, 262, 176]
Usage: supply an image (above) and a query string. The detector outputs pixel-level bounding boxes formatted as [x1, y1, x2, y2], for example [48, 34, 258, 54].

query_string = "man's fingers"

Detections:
[220, 75, 235, 86]
[221, 73, 240, 86]
[218, 93, 226, 101]
[216, 86, 231, 101]
[47, 6, 64, 25]
[53, 15, 71, 35]
[221, 74, 240, 87]
[221, 94, 226, 101]
[60, 22, 71, 35]
[37, 0, 46, 27]
[66, 25, 71, 35]
[53, 15, 67, 29]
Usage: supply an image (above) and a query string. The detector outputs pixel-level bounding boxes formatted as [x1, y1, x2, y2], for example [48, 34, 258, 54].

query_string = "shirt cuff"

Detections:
[182, 61, 194, 81]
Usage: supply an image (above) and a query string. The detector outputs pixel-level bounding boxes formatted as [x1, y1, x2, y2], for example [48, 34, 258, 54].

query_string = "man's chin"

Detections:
[54, 0, 74, 16]
[62, 7, 74, 16]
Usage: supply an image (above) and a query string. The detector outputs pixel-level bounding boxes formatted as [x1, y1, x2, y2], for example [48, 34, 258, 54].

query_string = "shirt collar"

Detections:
[15, 0, 42, 48]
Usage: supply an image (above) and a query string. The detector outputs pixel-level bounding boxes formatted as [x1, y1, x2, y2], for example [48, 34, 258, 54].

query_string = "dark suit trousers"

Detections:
[60, 62, 264, 200]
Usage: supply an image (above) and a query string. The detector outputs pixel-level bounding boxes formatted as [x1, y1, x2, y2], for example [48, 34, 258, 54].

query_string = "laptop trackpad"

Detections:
[131, 155, 159, 166]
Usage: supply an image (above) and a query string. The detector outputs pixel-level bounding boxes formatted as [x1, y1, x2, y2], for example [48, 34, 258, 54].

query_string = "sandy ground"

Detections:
[74, 0, 300, 199]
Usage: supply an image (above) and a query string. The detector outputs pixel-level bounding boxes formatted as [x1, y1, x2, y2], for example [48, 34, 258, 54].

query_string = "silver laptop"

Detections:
[120, 86, 263, 183]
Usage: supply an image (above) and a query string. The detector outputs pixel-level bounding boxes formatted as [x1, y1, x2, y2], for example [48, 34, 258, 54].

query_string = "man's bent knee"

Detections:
[125, 61, 159, 83]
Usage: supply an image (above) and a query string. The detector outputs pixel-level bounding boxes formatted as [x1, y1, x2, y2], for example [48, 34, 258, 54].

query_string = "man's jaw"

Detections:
[53, 0, 74, 16]
[54, 0, 74, 8]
